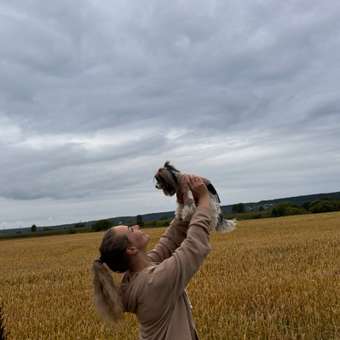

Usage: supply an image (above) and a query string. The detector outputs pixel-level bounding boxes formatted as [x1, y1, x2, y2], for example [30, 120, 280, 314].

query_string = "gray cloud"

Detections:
[1, 0, 340, 227]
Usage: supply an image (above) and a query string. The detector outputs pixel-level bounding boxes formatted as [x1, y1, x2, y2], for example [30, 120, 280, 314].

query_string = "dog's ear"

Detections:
[164, 161, 180, 173]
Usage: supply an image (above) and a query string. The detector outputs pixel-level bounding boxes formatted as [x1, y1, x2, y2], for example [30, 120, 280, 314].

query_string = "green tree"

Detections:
[155, 219, 171, 227]
[31, 224, 37, 232]
[92, 219, 112, 232]
[136, 215, 144, 226]
[232, 203, 245, 213]
[302, 201, 311, 210]
[309, 200, 340, 213]
[271, 203, 306, 217]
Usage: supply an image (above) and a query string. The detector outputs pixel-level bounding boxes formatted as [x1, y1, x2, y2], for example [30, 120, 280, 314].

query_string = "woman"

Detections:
[92, 175, 212, 340]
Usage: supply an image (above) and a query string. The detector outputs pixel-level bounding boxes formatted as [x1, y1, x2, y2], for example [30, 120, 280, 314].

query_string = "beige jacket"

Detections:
[120, 207, 212, 340]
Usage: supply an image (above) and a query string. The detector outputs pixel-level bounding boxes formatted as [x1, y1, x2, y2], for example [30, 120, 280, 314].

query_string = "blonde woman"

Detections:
[92, 175, 212, 340]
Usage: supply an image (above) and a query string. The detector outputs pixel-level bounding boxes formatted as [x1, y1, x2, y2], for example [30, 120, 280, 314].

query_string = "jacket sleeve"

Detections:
[147, 217, 190, 264]
[146, 207, 212, 304]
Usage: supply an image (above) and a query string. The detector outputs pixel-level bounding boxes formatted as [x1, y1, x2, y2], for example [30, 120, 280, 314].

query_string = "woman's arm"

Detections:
[146, 177, 212, 303]
[147, 175, 191, 264]
[147, 217, 190, 264]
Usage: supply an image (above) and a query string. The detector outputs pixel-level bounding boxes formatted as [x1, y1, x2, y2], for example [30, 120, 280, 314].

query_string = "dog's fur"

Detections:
[154, 162, 236, 233]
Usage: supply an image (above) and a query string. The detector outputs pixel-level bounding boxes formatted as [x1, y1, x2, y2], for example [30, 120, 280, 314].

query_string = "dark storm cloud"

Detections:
[1, 0, 340, 227]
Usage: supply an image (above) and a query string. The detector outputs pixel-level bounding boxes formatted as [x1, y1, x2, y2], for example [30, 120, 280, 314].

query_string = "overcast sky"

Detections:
[1, 0, 340, 229]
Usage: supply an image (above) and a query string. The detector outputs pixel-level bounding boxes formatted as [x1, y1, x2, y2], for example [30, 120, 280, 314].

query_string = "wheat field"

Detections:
[0, 212, 339, 339]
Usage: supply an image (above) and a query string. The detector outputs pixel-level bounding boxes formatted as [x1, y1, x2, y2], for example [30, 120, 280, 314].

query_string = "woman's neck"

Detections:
[129, 251, 152, 273]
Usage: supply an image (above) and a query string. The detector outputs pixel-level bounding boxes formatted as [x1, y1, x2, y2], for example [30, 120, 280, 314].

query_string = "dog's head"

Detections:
[154, 161, 180, 196]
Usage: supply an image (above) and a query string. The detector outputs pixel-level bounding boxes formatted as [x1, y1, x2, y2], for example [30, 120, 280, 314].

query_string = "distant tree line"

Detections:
[92, 219, 113, 232]
[271, 199, 340, 217]
[12, 198, 340, 240]
[136, 215, 144, 226]
[232, 203, 245, 214]
[228, 198, 340, 220]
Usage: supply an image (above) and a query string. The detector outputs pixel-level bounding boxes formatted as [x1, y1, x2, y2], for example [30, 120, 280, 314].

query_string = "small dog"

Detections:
[154, 162, 236, 233]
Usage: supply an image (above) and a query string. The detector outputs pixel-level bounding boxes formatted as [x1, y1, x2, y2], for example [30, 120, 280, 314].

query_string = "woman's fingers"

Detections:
[177, 174, 208, 204]
[187, 175, 204, 188]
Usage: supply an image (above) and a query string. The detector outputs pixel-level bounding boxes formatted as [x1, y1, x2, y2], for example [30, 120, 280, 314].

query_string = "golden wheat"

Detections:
[0, 212, 339, 339]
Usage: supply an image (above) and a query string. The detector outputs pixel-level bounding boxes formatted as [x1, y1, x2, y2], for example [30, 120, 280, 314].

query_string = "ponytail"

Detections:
[92, 260, 124, 323]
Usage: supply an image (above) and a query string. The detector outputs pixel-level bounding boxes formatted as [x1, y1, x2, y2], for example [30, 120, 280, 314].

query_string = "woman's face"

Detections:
[113, 225, 150, 252]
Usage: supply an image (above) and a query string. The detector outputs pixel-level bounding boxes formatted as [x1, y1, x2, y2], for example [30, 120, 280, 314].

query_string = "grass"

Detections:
[0, 212, 339, 339]
[0, 302, 7, 340]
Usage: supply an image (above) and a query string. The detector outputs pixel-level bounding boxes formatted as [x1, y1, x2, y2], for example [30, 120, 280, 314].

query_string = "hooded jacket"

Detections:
[120, 206, 212, 340]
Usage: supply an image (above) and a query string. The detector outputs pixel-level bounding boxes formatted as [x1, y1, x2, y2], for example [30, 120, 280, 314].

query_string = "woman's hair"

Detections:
[92, 228, 131, 323]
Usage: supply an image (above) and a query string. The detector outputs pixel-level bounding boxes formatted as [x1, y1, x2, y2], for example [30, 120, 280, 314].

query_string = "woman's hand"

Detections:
[176, 174, 210, 208]
[187, 175, 209, 208]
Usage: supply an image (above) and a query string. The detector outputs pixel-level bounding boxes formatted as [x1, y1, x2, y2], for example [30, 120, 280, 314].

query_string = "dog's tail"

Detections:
[216, 216, 237, 233]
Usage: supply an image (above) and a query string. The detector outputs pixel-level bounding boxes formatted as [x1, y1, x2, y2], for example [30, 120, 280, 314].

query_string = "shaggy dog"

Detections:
[154, 162, 236, 233]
